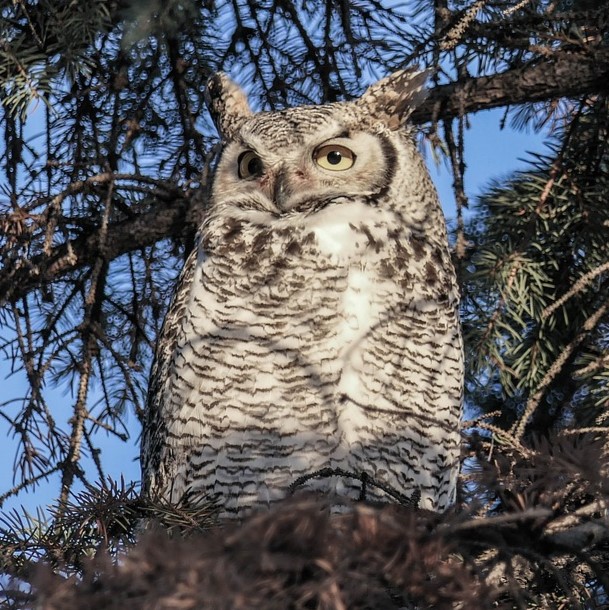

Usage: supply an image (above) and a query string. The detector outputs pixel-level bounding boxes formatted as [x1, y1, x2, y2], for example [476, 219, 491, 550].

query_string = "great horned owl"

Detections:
[142, 69, 463, 519]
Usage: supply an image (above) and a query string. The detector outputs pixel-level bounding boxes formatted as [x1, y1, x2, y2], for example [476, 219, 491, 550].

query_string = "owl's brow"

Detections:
[233, 129, 355, 156]
[327, 129, 352, 140]
[234, 135, 258, 152]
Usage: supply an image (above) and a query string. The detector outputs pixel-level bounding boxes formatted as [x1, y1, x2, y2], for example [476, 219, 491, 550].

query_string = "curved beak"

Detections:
[271, 166, 292, 210]
[259, 165, 294, 211]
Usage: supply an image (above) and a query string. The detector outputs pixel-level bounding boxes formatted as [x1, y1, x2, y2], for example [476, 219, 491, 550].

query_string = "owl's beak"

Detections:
[259, 164, 300, 211]
[271, 166, 292, 210]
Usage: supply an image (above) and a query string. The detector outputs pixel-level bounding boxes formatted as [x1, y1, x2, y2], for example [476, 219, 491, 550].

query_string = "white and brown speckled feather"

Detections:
[142, 69, 463, 518]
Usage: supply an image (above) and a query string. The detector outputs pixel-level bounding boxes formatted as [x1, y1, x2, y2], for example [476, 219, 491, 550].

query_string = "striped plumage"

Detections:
[142, 69, 463, 519]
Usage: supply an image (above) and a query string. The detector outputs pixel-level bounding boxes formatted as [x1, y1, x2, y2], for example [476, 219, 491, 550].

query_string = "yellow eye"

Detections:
[313, 144, 356, 171]
[238, 151, 263, 178]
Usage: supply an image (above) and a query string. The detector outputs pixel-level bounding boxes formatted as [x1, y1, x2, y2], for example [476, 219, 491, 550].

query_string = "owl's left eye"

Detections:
[313, 144, 356, 171]
[238, 151, 263, 178]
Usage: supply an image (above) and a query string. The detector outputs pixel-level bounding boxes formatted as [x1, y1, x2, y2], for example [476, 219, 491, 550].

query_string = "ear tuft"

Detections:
[356, 68, 430, 130]
[205, 73, 253, 139]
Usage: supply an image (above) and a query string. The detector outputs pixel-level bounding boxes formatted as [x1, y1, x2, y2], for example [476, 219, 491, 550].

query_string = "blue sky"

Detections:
[0, 103, 546, 518]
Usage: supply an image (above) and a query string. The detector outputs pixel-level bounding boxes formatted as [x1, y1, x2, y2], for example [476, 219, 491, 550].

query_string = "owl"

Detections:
[141, 68, 463, 520]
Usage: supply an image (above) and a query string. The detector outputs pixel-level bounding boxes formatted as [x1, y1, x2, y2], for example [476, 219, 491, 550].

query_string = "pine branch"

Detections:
[1, 47, 608, 308]
[58, 182, 114, 510]
[3, 432, 609, 608]
[542, 259, 609, 319]
[513, 296, 609, 440]
[412, 46, 609, 123]
[0, 189, 200, 307]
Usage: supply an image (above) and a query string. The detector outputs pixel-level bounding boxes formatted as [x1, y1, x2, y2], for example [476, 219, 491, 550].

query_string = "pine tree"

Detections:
[1, 1, 609, 608]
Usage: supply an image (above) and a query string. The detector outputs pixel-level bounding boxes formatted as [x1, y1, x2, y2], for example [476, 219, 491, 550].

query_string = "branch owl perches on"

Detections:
[142, 68, 463, 519]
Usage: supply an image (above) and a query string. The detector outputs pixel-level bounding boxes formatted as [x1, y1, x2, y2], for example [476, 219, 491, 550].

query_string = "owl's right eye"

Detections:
[238, 151, 263, 178]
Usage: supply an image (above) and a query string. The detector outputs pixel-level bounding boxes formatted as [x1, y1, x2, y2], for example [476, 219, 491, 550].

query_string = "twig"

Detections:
[473, 422, 531, 455]
[288, 467, 421, 508]
[440, 506, 553, 534]
[58, 177, 114, 509]
[503, 0, 533, 17]
[0, 466, 62, 507]
[440, 0, 490, 51]
[543, 260, 609, 319]
[443, 118, 469, 260]
[513, 296, 609, 440]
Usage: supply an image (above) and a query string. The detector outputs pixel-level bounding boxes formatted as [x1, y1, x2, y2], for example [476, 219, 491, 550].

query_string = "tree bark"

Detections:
[412, 47, 609, 124]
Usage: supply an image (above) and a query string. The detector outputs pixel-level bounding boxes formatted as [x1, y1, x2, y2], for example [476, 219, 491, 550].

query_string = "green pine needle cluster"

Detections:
[463, 98, 609, 435]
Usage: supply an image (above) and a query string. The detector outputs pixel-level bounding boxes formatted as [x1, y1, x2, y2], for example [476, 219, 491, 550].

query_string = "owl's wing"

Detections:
[141, 242, 199, 492]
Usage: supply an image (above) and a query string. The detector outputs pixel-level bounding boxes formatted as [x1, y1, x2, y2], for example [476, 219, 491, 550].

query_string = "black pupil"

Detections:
[327, 150, 342, 165]
[248, 157, 262, 175]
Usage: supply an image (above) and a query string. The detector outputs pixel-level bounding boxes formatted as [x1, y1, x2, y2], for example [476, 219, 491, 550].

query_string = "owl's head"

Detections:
[205, 70, 429, 216]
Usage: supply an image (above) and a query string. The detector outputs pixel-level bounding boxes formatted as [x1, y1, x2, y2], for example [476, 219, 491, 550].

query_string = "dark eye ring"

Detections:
[238, 151, 263, 178]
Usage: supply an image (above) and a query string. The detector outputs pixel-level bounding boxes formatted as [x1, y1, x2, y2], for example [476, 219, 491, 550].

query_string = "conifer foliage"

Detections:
[463, 96, 609, 437]
[1, 0, 609, 608]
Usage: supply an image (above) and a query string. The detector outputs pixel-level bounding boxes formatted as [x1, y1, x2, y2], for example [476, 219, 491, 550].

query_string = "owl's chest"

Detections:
[196, 213, 401, 347]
